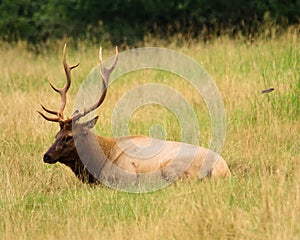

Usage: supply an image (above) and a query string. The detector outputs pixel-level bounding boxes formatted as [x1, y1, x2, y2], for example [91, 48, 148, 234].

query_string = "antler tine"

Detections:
[37, 110, 60, 122]
[40, 101, 57, 115]
[96, 46, 118, 107]
[72, 46, 118, 122]
[57, 43, 79, 117]
[100, 46, 119, 80]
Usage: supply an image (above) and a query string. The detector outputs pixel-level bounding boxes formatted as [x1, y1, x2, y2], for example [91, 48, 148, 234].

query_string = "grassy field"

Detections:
[0, 30, 299, 239]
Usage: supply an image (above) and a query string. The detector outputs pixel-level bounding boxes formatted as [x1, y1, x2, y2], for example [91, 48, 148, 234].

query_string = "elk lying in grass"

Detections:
[38, 44, 230, 187]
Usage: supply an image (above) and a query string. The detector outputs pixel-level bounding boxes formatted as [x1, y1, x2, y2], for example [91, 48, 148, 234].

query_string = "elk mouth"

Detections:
[43, 154, 58, 164]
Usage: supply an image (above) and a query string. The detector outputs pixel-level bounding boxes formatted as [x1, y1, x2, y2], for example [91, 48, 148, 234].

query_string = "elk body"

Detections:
[38, 44, 230, 187]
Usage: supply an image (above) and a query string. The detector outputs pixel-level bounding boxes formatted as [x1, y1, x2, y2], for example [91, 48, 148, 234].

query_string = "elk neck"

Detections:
[67, 133, 116, 184]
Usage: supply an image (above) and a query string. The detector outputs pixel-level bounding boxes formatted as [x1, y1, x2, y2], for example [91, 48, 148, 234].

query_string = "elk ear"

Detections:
[82, 116, 99, 129]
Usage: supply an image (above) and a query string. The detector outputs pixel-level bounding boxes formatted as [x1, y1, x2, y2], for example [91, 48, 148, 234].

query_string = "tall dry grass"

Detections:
[0, 30, 299, 239]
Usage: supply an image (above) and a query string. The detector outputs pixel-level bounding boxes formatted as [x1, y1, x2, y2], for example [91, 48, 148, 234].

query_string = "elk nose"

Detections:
[43, 154, 51, 163]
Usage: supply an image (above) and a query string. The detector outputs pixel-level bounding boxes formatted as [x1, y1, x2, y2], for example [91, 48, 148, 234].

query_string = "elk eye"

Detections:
[65, 135, 73, 142]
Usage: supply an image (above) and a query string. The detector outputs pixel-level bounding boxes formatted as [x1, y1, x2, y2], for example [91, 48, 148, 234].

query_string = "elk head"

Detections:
[38, 44, 118, 169]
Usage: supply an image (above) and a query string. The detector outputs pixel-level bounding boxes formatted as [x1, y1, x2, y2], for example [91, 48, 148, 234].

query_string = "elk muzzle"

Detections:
[43, 153, 58, 164]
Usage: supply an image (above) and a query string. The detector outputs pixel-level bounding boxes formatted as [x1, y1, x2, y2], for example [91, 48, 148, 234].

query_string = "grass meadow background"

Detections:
[0, 30, 299, 239]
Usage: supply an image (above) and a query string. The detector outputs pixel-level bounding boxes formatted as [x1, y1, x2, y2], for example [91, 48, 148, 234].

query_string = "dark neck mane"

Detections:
[65, 133, 115, 184]
[62, 155, 98, 184]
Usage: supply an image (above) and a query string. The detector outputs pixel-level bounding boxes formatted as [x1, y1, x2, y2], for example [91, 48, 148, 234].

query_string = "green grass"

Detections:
[0, 31, 299, 239]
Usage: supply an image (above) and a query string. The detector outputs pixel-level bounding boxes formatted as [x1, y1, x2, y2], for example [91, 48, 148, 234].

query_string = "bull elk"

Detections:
[38, 44, 230, 188]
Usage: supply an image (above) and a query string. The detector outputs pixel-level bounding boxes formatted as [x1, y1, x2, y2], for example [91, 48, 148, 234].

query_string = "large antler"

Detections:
[38, 43, 79, 122]
[72, 46, 118, 122]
